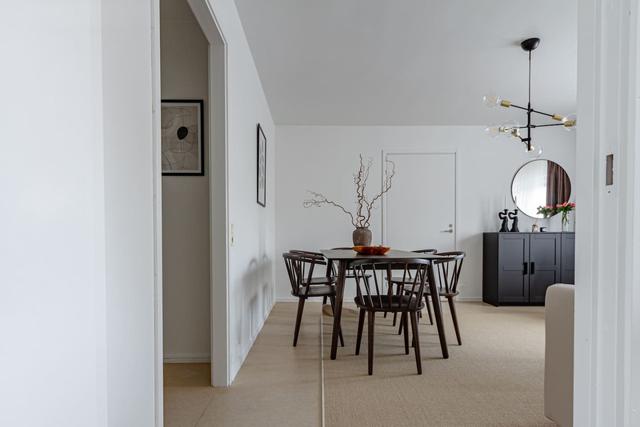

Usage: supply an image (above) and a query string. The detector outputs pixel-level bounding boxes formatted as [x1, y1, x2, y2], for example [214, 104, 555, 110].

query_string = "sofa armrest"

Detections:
[544, 284, 574, 426]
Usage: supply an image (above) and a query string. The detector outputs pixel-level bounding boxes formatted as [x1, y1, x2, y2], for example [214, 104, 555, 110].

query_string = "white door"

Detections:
[383, 153, 456, 252]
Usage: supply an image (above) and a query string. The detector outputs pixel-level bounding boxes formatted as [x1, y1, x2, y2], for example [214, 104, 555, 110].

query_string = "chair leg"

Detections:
[425, 295, 434, 325]
[329, 296, 345, 347]
[448, 296, 462, 345]
[392, 312, 398, 326]
[322, 296, 327, 305]
[367, 311, 375, 375]
[293, 297, 306, 347]
[355, 308, 365, 355]
[402, 312, 409, 355]
[410, 311, 422, 375]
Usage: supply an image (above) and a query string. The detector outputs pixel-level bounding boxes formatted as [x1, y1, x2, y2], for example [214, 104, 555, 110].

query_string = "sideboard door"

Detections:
[528, 233, 562, 303]
[561, 233, 575, 284]
[498, 234, 530, 303]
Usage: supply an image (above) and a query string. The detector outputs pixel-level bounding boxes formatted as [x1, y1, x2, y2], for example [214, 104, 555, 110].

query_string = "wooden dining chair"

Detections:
[397, 252, 465, 344]
[426, 251, 465, 345]
[282, 252, 344, 347]
[352, 259, 430, 375]
[289, 249, 340, 305]
[387, 249, 438, 327]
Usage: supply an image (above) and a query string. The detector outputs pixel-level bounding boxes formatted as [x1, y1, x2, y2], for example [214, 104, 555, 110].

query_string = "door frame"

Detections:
[151, 0, 231, 422]
[381, 150, 458, 250]
[150, 0, 163, 424]
[187, 0, 231, 388]
[574, 0, 640, 424]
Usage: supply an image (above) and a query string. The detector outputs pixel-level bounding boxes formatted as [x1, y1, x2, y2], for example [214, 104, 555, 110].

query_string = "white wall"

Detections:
[102, 0, 157, 424]
[0, 1, 107, 425]
[190, 0, 277, 381]
[160, 0, 211, 362]
[275, 126, 576, 301]
[0, 0, 158, 426]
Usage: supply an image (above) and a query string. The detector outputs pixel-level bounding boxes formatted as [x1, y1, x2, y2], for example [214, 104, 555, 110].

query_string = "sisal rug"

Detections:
[322, 302, 556, 427]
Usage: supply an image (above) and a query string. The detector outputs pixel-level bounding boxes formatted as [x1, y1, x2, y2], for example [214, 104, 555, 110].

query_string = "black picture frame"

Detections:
[257, 123, 267, 207]
[161, 99, 205, 176]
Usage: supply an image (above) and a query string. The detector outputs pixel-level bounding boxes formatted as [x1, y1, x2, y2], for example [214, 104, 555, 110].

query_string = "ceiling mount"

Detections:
[520, 37, 540, 52]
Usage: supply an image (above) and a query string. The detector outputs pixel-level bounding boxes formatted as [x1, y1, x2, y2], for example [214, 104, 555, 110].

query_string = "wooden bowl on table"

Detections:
[352, 245, 391, 255]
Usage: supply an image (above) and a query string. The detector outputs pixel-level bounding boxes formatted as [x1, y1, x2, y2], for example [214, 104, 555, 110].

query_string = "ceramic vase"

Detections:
[352, 227, 372, 246]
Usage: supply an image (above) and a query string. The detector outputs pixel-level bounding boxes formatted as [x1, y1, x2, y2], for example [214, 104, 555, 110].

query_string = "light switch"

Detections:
[606, 154, 614, 186]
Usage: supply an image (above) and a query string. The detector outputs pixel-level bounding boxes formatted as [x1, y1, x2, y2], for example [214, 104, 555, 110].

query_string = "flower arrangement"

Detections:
[536, 205, 555, 218]
[536, 202, 576, 230]
[555, 201, 576, 229]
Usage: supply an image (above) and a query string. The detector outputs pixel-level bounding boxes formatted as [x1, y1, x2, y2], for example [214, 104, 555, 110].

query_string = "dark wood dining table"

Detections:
[320, 249, 450, 360]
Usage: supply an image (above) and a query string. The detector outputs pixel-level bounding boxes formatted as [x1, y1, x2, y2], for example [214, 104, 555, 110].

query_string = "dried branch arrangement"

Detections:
[303, 155, 396, 228]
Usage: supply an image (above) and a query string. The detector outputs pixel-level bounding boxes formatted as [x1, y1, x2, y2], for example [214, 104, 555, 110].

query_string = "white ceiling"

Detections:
[233, 0, 577, 125]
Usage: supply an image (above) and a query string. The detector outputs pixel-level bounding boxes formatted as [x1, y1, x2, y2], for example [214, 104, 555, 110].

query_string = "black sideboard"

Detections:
[482, 232, 575, 306]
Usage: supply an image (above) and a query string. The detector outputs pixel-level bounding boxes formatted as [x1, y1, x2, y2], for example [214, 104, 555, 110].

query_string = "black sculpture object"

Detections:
[509, 209, 520, 232]
[498, 209, 509, 232]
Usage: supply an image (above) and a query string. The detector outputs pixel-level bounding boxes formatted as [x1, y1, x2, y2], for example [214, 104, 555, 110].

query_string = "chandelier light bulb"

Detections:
[526, 144, 543, 157]
[484, 125, 502, 138]
[500, 120, 521, 139]
[482, 94, 502, 108]
[562, 114, 577, 131]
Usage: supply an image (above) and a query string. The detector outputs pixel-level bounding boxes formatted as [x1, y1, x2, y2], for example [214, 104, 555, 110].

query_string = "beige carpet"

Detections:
[322, 302, 555, 427]
[164, 303, 323, 427]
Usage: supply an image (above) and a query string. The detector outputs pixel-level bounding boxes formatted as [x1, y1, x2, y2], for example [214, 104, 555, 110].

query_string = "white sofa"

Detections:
[544, 284, 574, 426]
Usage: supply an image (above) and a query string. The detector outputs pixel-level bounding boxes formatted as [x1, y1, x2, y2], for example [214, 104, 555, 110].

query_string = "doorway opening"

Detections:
[160, 0, 212, 386]
[154, 0, 229, 414]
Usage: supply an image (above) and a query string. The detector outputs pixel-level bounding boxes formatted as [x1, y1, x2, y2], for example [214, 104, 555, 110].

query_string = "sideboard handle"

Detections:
[523, 262, 528, 275]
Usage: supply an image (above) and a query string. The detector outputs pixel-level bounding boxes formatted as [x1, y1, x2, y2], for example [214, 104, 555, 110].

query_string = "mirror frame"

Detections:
[510, 159, 572, 219]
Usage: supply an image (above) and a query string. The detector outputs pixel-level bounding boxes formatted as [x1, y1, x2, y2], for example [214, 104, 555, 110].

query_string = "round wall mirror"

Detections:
[511, 160, 571, 218]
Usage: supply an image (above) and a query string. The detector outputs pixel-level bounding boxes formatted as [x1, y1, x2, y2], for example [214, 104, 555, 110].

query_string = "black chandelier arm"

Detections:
[530, 109, 561, 119]
[514, 122, 564, 129]
[530, 123, 565, 129]
[506, 103, 529, 112]
[503, 103, 563, 120]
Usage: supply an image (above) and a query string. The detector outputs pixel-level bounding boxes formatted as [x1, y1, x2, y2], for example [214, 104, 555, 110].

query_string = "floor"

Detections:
[164, 301, 553, 426]
[323, 302, 554, 427]
[164, 302, 323, 427]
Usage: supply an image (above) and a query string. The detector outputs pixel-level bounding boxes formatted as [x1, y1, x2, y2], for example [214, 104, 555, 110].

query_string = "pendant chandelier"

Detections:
[483, 38, 576, 155]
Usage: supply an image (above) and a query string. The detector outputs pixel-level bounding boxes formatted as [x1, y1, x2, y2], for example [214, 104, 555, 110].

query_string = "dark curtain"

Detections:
[546, 161, 571, 207]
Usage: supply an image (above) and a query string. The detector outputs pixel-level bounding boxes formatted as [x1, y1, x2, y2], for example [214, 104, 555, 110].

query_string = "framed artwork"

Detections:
[161, 100, 204, 176]
[257, 124, 267, 207]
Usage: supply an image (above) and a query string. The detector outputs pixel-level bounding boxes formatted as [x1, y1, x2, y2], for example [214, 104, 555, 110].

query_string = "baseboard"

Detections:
[164, 353, 211, 363]
[457, 297, 483, 302]
[276, 296, 299, 303]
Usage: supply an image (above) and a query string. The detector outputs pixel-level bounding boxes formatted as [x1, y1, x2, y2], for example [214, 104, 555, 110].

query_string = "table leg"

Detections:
[428, 262, 449, 359]
[330, 260, 347, 360]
